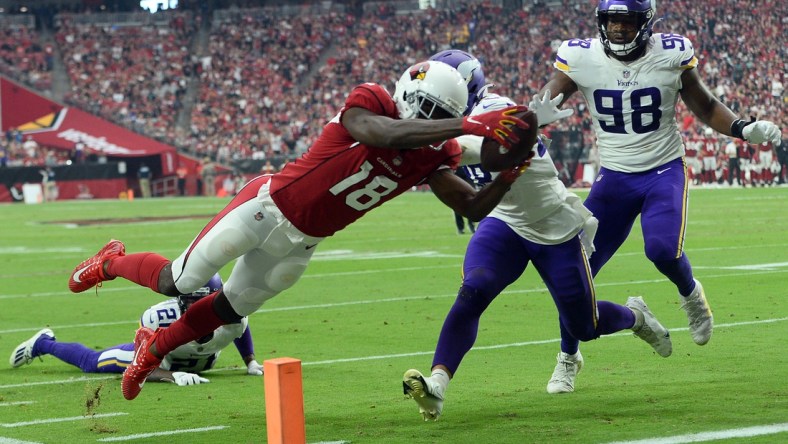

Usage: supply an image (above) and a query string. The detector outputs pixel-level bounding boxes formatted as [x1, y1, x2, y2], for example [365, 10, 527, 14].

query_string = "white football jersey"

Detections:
[457, 94, 594, 245]
[555, 34, 699, 172]
[141, 299, 248, 372]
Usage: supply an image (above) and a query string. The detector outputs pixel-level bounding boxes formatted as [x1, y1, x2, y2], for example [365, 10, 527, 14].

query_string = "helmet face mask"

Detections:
[596, 0, 656, 58]
[428, 50, 486, 115]
[177, 273, 222, 313]
[394, 61, 468, 122]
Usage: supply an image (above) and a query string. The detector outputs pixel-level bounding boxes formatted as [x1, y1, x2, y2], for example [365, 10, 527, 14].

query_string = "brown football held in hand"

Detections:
[480, 109, 538, 172]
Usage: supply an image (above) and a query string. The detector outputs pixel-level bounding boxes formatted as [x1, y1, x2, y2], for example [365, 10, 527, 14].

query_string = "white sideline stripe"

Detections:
[0, 402, 34, 407]
[2, 268, 787, 335]
[0, 437, 42, 444]
[4, 317, 785, 388]
[2, 254, 787, 302]
[601, 422, 788, 444]
[96, 425, 228, 442]
[0, 376, 114, 389]
[1, 413, 127, 428]
[311, 441, 350, 444]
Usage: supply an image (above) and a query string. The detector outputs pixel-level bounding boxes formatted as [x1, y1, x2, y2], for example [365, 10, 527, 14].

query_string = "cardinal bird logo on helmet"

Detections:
[408, 62, 430, 81]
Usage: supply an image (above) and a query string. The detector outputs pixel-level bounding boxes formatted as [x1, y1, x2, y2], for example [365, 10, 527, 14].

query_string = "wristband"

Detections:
[730, 116, 755, 140]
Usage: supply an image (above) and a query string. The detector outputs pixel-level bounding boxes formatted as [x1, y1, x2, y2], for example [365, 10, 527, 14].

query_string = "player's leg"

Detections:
[584, 168, 643, 276]
[536, 237, 634, 393]
[454, 211, 465, 234]
[123, 180, 319, 399]
[403, 217, 528, 420]
[553, 167, 642, 387]
[641, 159, 712, 345]
[44, 342, 133, 373]
[71, 176, 269, 295]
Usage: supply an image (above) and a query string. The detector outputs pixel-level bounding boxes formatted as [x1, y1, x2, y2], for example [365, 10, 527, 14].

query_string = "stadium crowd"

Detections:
[0, 0, 784, 186]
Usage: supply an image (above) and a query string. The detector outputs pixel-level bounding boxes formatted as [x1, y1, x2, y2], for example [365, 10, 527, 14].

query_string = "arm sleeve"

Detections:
[233, 325, 255, 359]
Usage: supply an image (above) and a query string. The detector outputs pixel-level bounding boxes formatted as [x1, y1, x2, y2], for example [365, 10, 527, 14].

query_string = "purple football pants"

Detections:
[431, 217, 635, 375]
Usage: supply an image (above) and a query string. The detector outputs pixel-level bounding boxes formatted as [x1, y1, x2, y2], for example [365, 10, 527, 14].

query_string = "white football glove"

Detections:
[246, 360, 264, 376]
[742, 120, 781, 146]
[172, 371, 210, 386]
[528, 90, 574, 127]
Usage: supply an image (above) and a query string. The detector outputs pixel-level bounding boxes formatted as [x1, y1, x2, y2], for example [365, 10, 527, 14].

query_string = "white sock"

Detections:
[631, 308, 645, 330]
[431, 368, 451, 391]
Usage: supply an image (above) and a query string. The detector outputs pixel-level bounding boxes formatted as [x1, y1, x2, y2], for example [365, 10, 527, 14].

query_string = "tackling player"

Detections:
[67, 60, 533, 400]
[10, 275, 264, 386]
[402, 82, 673, 420]
[538, 0, 782, 393]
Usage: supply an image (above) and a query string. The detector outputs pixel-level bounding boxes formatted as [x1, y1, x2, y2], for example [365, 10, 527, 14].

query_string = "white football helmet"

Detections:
[393, 61, 468, 120]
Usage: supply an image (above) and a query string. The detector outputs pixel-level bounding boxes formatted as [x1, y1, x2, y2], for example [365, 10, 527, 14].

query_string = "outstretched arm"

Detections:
[680, 69, 738, 135]
[681, 69, 781, 145]
[233, 326, 263, 375]
[342, 105, 529, 151]
[428, 162, 529, 221]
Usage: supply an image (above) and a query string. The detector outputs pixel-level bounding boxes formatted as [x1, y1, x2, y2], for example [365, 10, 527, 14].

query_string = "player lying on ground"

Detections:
[11, 274, 263, 386]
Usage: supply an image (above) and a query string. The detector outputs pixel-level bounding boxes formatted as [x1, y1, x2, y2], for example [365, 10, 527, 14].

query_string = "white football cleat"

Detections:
[546, 351, 584, 394]
[627, 296, 672, 357]
[10, 328, 55, 368]
[680, 279, 713, 345]
[403, 369, 444, 421]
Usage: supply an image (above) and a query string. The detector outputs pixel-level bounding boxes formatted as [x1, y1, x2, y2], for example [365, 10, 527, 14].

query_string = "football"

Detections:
[479, 109, 539, 172]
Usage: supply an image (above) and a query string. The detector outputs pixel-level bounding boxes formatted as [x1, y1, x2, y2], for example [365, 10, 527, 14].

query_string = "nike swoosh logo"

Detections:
[465, 117, 482, 125]
[72, 264, 92, 283]
[657, 168, 671, 174]
[305, 244, 317, 250]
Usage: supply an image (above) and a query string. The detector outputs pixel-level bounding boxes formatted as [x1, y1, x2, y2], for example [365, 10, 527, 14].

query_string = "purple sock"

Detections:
[596, 301, 636, 335]
[654, 254, 695, 296]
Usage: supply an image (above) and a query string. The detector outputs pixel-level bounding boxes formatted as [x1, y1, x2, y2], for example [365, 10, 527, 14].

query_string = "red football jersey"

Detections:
[269, 83, 461, 237]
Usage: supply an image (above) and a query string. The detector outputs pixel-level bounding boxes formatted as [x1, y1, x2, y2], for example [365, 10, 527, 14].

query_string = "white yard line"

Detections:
[2, 317, 784, 389]
[0, 437, 42, 444]
[602, 422, 788, 444]
[1, 413, 127, 428]
[95, 426, 228, 442]
[0, 402, 34, 407]
[1, 267, 787, 335]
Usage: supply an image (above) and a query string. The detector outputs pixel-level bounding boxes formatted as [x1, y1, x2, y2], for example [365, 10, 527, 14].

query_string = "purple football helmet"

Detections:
[596, 0, 656, 58]
[429, 49, 486, 115]
[177, 273, 222, 312]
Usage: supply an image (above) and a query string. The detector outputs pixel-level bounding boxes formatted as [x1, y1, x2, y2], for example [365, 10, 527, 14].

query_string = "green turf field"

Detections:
[1, 188, 786, 443]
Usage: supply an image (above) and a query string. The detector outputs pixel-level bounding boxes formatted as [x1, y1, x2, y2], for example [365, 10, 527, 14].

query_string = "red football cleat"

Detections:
[68, 240, 125, 293]
[121, 327, 162, 401]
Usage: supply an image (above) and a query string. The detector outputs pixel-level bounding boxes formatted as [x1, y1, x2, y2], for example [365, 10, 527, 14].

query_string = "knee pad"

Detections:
[264, 258, 309, 293]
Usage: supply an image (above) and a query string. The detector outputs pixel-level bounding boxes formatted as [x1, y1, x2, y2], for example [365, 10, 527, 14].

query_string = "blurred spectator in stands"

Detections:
[195, 161, 204, 196]
[76, 184, 94, 199]
[138, 163, 152, 198]
[73, 138, 86, 164]
[724, 138, 741, 186]
[221, 173, 236, 197]
[23, 136, 39, 159]
[39, 166, 57, 202]
[777, 142, 788, 185]
[176, 165, 188, 196]
[260, 159, 276, 175]
[0, 142, 7, 167]
[201, 157, 216, 197]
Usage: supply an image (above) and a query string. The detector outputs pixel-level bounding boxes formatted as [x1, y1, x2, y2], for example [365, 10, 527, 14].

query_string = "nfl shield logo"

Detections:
[623, 70, 631, 78]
